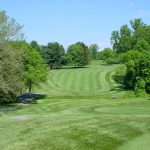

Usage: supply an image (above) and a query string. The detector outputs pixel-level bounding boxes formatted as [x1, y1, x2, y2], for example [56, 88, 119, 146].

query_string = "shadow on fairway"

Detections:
[17, 93, 47, 102]
[53, 66, 90, 70]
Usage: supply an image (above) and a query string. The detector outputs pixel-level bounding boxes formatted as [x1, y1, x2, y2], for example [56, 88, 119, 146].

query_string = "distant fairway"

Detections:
[39, 61, 120, 97]
[0, 61, 150, 150]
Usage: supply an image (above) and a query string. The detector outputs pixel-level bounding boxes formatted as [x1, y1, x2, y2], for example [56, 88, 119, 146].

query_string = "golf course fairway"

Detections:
[0, 61, 150, 150]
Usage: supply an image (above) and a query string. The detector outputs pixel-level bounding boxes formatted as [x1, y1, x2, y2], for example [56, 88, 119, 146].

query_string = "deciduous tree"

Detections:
[0, 11, 24, 102]
[67, 42, 91, 67]
[89, 44, 99, 60]
[23, 43, 48, 94]
[44, 42, 65, 69]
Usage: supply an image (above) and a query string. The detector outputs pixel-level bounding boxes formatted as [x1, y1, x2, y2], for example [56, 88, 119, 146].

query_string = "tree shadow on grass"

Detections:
[17, 93, 47, 102]
[0, 103, 26, 115]
[110, 86, 125, 92]
[52, 66, 90, 70]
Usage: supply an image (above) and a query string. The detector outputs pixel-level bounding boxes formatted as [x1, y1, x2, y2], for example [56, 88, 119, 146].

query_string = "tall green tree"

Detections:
[121, 50, 150, 95]
[30, 41, 40, 52]
[133, 39, 150, 52]
[0, 11, 24, 102]
[0, 42, 24, 102]
[0, 11, 23, 45]
[97, 48, 117, 63]
[130, 18, 144, 32]
[111, 25, 132, 53]
[100, 48, 116, 60]
[44, 42, 65, 69]
[76, 42, 91, 65]
[111, 19, 147, 53]
[89, 44, 99, 60]
[67, 42, 91, 67]
[23, 43, 48, 93]
[111, 19, 150, 96]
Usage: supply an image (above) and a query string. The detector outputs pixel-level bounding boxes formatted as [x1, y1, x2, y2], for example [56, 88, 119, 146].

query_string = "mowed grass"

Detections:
[0, 61, 150, 150]
[38, 61, 121, 97]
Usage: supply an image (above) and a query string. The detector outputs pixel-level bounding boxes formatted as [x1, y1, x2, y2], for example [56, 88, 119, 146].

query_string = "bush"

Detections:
[134, 78, 147, 97]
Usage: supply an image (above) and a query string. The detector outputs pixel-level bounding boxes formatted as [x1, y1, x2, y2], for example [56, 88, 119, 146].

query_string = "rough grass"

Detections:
[0, 61, 150, 150]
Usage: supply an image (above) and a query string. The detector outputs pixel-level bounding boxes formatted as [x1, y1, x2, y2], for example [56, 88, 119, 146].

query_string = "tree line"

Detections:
[0, 11, 48, 103]
[32, 41, 92, 69]
[96, 19, 150, 96]
[1, 10, 150, 104]
[0, 11, 100, 103]
[110, 19, 150, 96]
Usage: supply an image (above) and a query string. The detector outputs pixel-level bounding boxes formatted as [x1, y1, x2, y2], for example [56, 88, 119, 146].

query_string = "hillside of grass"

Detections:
[0, 61, 150, 150]
[36, 61, 123, 98]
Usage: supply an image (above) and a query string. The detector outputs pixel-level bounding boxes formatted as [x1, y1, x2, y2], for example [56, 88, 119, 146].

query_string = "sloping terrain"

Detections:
[0, 62, 150, 150]
[39, 61, 121, 97]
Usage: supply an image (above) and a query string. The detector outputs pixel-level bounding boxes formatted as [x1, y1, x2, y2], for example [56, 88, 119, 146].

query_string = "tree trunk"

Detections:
[28, 80, 32, 98]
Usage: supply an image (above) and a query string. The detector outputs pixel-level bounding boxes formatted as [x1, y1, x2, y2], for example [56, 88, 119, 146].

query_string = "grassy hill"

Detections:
[0, 61, 150, 150]
[37, 61, 122, 98]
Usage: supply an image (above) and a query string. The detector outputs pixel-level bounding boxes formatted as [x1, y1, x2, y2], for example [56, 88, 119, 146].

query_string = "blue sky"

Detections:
[0, 0, 150, 50]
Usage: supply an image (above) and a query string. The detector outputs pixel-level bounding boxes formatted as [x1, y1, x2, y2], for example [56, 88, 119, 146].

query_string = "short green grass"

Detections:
[0, 61, 150, 150]
[118, 133, 150, 150]
[38, 61, 122, 98]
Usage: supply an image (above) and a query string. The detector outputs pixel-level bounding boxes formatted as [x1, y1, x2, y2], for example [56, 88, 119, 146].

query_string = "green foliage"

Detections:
[30, 40, 41, 53]
[23, 43, 48, 93]
[76, 42, 91, 65]
[122, 91, 136, 98]
[111, 19, 148, 54]
[111, 25, 132, 53]
[134, 78, 147, 97]
[96, 51, 103, 60]
[101, 48, 113, 60]
[67, 44, 85, 67]
[124, 60, 136, 90]
[133, 39, 150, 52]
[0, 42, 24, 102]
[145, 82, 150, 94]
[123, 51, 150, 95]
[119, 50, 141, 63]
[134, 25, 150, 44]
[111, 18, 150, 96]
[89, 44, 99, 60]
[97, 48, 117, 63]
[0, 11, 24, 103]
[43, 42, 65, 69]
[0, 10, 23, 45]
[67, 42, 91, 67]
[130, 18, 145, 31]
[113, 65, 126, 85]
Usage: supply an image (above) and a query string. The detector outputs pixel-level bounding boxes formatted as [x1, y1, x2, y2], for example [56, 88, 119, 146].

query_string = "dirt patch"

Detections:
[11, 115, 28, 121]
